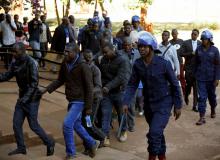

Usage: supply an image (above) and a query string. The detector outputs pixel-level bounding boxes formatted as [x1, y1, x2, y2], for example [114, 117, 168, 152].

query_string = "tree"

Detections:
[54, 0, 60, 25]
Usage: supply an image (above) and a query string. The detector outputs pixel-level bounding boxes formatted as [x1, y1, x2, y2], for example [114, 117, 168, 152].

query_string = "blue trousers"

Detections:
[63, 102, 96, 156]
[13, 100, 53, 150]
[197, 81, 217, 114]
[144, 97, 172, 155]
[100, 92, 127, 137]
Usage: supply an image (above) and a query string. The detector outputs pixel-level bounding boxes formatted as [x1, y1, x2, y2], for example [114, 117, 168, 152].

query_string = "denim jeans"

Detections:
[13, 100, 54, 150]
[197, 81, 217, 114]
[100, 92, 127, 137]
[63, 102, 96, 156]
[29, 41, 41, 60]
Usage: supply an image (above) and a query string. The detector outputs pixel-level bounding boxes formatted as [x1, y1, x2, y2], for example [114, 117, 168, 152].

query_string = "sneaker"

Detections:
[139, 111, 144, 116]
[88, 140, 100, 158]
[128, 127, 135, 132]
[103, 137, 110, 147]
[8, 148, 27, 156]
[119, 131, 127, 142]
[196, 118, 206, 125]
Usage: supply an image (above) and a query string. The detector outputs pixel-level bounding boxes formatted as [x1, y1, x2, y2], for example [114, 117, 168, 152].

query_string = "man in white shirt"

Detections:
[0, 14, 17, 69]
[158, 30, 180, 78]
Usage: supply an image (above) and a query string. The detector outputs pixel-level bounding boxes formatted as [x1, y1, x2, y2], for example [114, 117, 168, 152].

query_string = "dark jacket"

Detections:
[28, 19, 42, 42]
[99, 53, 130, 93]
[195, 45, 220, 81]
[179, 39, 201, 74]
[0, 55, 40, 103]
[46, 55, 93, 110]
[123, 56, 182, 108]
[51, 24, 75, 52]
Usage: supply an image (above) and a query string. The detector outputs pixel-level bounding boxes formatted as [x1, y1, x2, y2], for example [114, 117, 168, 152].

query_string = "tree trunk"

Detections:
[43, 0, 47, 14]
[99, 1, 105, 12]
[94, 0, 98, 11]
[65, 0, 70, 17]
[54, 0, 60, 25]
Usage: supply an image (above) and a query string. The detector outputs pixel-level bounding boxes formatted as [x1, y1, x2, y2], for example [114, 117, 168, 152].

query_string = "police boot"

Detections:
[148, 154, 157, 160]
[158, 154, 166, 160]
[196, 113, 206, 125]
[211, 108, 216, 118]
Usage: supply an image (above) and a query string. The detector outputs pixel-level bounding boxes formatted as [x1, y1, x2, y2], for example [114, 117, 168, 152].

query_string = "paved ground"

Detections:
[1, 61, 220, 160]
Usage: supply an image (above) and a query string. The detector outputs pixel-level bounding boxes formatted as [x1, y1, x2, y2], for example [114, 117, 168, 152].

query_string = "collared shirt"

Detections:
[158, 42, 180, 76]
[192, 40, 197, 52]
[0, 20, 16, 45]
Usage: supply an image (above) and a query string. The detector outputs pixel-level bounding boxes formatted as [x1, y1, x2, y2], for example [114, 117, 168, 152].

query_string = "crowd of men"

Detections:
[0, 9, 220, 160]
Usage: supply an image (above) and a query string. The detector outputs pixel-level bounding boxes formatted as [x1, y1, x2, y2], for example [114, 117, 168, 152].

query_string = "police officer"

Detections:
[0, 42, 55, 156]
[123, 32, 182, 160]
[195, 30, 220, 125]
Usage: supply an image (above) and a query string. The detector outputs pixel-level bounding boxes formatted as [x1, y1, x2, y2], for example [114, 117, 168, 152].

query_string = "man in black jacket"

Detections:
[180, 29, 201, 112]
[0, 42, 55, 156]
[99, 42, 130, 145]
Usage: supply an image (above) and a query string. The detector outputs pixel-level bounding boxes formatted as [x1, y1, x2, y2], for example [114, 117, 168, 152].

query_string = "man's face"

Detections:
[162, 32, 170, 42]
[84, 52, 93, 63]
[64, 48, 76, 62]
[124, 25, 132, 35]
[201, 38, 209, 46]
[12, 47, 23, 60]
[191, 31, 199, 41]
[138, 44, 151, 58]
[14, 15, 19, 22]
[171, 31, 178, 40]
[102, 46, 114, 59]
[41, 16, 46, 22]
[123, 42, 132, 53]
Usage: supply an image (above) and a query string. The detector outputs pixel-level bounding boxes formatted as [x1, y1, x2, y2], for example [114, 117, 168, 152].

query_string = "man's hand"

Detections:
[102, 87, 109, 95]
[214, 80, 219, 87]
[174, 108, 181, 120]
[85, 109, 92, 115]
[38, 86, 47, 95]
[122, 104, 128, 114]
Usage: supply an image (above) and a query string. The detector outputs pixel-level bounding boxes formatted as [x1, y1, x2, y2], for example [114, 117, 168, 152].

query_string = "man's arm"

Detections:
[82, 64, 94, 111]
[0, 70, 14, 82]
[46, 63, 65, 93]
[214, 48, 220, 81]
[165, 61, 183, 109]
[171, 47, 180, 76]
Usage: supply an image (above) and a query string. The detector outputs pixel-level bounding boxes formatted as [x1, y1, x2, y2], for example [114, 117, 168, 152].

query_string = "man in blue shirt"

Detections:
[123, 32, 182, 160]
[195, 30, 220, 125]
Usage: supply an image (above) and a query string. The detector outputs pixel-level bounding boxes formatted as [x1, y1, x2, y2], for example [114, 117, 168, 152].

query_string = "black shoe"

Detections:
[128, 127, 135, 132]
[192, 107, 198, 112]
[82, 149, 89, 155]
[47, 141, 55, 156]
[88, 140, 100, 158]
[8, 148, 26, 156]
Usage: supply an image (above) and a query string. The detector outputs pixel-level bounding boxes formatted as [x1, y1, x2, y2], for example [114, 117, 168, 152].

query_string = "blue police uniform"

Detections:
[123, 55, 182, 155]
[195, 45, 220, 114]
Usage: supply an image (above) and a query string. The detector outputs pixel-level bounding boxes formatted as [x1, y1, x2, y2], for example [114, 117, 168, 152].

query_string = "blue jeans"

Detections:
[13, 100, 54, 150]
[63, 102, 96, 156]
[197, 81, 217, 114]
[100, 92, 127, 137]
[29, 41, 41, 60]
